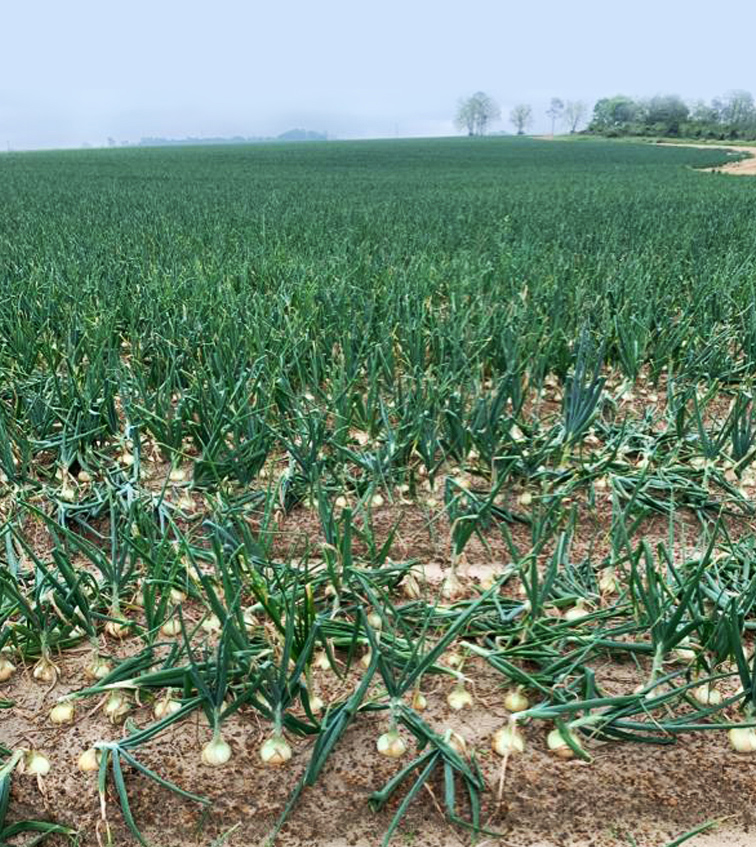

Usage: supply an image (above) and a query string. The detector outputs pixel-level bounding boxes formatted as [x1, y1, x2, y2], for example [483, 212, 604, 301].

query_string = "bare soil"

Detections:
[656, 141, 756, 175]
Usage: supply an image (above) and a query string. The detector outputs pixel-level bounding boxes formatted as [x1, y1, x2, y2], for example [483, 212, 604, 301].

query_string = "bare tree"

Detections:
[509, 104, 533, 136]
[454, 92, 501, 136]
[546, 98, 564, 136]
[562, 101, 588, 133]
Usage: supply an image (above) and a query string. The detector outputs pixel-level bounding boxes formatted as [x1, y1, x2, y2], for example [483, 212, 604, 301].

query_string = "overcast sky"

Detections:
[2, 0, 755, 149]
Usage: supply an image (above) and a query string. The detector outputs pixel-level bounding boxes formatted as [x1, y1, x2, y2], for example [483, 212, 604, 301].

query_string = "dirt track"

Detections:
[657, 141, 756, 174]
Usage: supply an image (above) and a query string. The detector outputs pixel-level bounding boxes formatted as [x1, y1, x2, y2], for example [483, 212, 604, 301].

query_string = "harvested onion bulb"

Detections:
[201, 614, 222, 635]
[105, 618, 130, 639]
[504, 688, 529, 712]
[447, 683, 473, 711]
[104, 691, 130, 724]
[564, 601, 589, 623]
[445, 730, 467, 756]
[547, 727, 579, 759]
[202, 736, 232, 767]
[154, 691, 182, 719]
[49, 701, 75, 725]
[260, 733, 292, 766]
[692, 683, 722, 706]
[729, 726, 756, 753]
[312, 651, 332, 671]
[599, 568, 617, 595]
[84, 655, 112, 680]
[78, 748, 101, 772]
[492, 724, 525, 756]
[377, 729, 406, 759]
[411, 689, 428, 711]
[32, 656, 57, 683]
[441, 572, 465, 601]
[402, 573, 422, 600]
[0, 656, 16, 682]
[160, 617, 182, 637]
[22, 750, 51, 776]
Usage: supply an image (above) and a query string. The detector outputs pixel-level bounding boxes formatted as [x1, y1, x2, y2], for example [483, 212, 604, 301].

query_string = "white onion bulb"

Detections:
[692, 683, 722, 706]
[411, 690, 427, 711]
[447, 684, 473, 711]
[260, 734, 292, 766]
[32, 657, 57, 683]
[729, 727, 756, 753]
[160, 617, 182, 637]
[0, 656, 16, 682]
[84, 655, 112, 680]
[49, 701, 75, 724]
[24, 750, 51, 776]
[202, 736, 232, 767]
[547, 727, 579, 758]
[105, 619, 130, 639]
[441, 572, 465, 601]
[104, 691, 130, 723]
[78, 748, 101, 772]
[201, 614, 222, 634]
[376, 729, 406, 758]
[504, 689, 529, 712]
[492, 724, 525, 756]
[154, 692, 182, 719]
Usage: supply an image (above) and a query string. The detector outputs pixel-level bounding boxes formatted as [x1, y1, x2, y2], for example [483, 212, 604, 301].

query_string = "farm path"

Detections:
[657, 140, 756, 174]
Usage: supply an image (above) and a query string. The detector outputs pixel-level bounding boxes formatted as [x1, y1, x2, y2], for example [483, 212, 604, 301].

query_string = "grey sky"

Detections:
[2, 0, 755, 149]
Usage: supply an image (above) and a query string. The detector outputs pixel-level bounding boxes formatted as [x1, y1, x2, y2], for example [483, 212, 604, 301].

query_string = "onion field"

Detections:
[3, 137, 756, 846]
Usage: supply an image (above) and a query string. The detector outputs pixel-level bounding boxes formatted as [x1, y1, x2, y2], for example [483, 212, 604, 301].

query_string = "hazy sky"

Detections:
[2, 0, 756, 149]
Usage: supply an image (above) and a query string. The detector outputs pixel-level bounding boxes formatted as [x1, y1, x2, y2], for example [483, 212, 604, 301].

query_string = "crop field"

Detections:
[4, 136, 756, 847]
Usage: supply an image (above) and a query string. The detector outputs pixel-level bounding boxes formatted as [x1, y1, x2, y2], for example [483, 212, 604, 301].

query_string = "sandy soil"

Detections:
[655, 141, 756, 174]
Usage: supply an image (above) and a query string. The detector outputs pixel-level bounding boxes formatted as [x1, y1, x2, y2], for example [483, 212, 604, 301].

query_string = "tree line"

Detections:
[454, 90, 756, 140]
[454, 94, 586, 137]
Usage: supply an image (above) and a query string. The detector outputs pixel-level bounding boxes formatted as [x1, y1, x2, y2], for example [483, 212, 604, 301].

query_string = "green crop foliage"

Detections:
[3, 136, 756, 845]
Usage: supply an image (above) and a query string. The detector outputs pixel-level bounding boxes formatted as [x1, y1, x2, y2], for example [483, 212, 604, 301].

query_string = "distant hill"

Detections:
[136, 130, 328, 147]
[276, 129, 327, 141]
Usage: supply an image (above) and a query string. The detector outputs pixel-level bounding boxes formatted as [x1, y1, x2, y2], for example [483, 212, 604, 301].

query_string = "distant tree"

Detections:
[691, 100, 720, 125]
[644, 95, 689, 135]
[720, 90, 756, 127]
[546, 98, 564, 136]
[454, 91, 501, 136]
[509, 104, 533, 135]
[562, 100, 587, 133]
[107, 137, 116, 148]
[590, 96, 639, 131]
